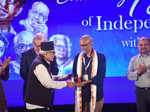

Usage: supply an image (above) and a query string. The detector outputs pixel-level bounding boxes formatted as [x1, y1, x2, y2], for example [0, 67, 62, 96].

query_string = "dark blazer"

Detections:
[20, 48, 37, 99]
[73, 51, 106, 101]
[20, 48, 59, 99]
[0, 66, 9, 112]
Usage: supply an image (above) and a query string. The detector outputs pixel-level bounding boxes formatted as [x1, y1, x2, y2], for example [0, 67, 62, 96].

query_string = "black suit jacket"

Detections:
[20, 48, 59, 99]
[20, 48, 37, 99]
[0, 66, 9, 111]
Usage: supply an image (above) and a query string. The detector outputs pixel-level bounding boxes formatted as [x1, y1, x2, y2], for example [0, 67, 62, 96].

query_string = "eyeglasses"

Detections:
[80, 43, 89, 47]
[16, 43, 33, 50]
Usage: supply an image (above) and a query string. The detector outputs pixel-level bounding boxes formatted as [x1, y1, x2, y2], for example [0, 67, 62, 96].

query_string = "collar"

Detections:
[83, 48, 94, 58]
[43, 58, 50, 64]
[46, 60, 50, 64]
[138, 52, 150, 57]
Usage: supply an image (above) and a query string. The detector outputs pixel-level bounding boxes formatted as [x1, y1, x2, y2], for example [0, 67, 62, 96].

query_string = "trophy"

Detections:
[71, 73, 92, 87]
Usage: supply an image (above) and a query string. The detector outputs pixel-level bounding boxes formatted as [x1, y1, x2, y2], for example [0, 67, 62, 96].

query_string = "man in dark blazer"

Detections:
[20, 33, 59, 106]
[0, 57, 10, 112]
[73, 35, 106, 112]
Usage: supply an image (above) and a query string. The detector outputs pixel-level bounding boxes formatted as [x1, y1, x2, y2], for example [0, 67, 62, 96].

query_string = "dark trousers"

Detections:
[136, 87, 150, 112]
[82, 98, 104, 112]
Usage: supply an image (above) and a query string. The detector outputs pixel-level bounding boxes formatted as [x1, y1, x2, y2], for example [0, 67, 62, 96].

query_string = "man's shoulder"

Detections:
[74, 52, 105, 57]
[131, 54, 139, 58]
[75, 53, 80, 58]
[22, 48, 35, 55]
[96, 52, 105, 58]
[130, 54, 139, 60]
[32, 56, 44, 66]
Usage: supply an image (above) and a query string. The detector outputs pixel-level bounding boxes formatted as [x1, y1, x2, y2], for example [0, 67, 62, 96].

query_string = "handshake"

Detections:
[66, 80, 92, 88]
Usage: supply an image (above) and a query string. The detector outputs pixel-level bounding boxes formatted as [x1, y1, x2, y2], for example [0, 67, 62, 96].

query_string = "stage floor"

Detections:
[8, 103, 137, 112]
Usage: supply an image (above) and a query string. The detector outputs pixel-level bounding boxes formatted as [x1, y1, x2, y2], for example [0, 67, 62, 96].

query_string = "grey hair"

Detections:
[39, 50, 47, 55]
[32, 33, 47, 45]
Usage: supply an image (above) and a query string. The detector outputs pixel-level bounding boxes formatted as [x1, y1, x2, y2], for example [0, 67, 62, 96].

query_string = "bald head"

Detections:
[80, 35, 93, 55]
[80, 35, 93, 44]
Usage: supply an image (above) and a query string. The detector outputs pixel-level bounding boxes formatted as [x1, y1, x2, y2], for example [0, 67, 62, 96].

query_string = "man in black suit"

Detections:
[20, 33, 59, 107]
[0, 57, 10, 112]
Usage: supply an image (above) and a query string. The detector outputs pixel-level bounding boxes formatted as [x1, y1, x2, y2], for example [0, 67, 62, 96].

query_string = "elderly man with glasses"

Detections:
[72, 35, 106, 112]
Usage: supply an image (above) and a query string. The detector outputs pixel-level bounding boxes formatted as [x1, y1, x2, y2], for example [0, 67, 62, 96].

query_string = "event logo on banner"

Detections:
[80, 0, 150, 48]
[117, 0, 150, 17]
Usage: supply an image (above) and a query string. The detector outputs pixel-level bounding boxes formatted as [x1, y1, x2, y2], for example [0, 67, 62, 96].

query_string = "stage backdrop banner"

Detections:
[1, 0, 150, 106]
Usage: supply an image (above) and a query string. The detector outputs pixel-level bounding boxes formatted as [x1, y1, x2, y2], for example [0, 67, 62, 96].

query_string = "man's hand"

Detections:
[2, 57, 11, 70]
[67, 73, 74, 79]
[66, 81, 75, 88]
[136, 62, 147, 75]
[0, 57, 10, 75]
[75, 80, 92, 87]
